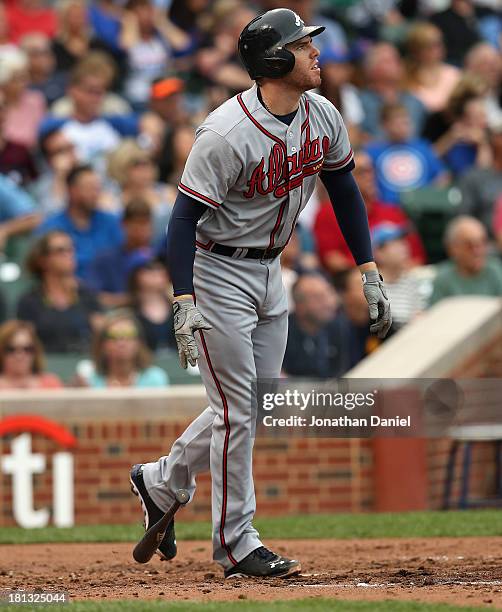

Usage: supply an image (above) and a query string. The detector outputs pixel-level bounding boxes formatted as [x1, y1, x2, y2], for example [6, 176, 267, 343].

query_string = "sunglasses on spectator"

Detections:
[104, 328, 139, 340]
[4, 344, 35, 355]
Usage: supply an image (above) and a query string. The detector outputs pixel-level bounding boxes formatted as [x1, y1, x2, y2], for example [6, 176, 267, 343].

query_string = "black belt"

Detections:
[209, 242, 284, 260]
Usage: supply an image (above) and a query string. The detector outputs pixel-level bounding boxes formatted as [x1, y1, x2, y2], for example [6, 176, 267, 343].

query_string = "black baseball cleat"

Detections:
[129, 463, 177, 560]
[224, 546, 301, 578]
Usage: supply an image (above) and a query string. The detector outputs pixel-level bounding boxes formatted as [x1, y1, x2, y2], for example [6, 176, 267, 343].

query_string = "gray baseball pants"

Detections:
[142, 248, 288, 570]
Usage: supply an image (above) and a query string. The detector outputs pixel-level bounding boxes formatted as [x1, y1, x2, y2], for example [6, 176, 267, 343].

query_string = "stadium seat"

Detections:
[44, 350, 201, 386]
[45, 353, 84, 384]
[0, 234, 35, 318]
[401, 186, 463, 264]
[154, 350, 202, 385]
[5, 234, 33, 266]
[443, 425, 502, 509]
[0, 264, 34, 319]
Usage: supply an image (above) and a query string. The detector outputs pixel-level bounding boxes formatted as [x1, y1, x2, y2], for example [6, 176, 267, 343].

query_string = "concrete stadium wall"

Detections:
[0, 387, 374, 527]
[348, 296, 502, 512]
[0, 297, 501, 526]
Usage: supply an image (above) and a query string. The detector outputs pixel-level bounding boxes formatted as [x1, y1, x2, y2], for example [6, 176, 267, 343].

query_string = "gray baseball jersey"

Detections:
[179, 83, 353, 249]
[143, 84, 355, 571]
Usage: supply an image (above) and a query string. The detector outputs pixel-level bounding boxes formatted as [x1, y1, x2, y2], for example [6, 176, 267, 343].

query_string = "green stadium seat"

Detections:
[401, 186, 463, 264]
[0, 265, 34, 319]
[45, 353, 84, 384]
[4, 234, 33, 266]
[44, 350, 201, 386]
[0, 234, 35, 319]
[154, 350, 202, 385]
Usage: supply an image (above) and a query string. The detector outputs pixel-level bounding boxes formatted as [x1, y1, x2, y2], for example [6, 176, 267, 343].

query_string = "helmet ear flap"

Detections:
[262, 46, 295, 78]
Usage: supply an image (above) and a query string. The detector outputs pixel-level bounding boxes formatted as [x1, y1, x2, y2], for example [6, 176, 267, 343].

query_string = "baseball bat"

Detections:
[133, 489, 190, 563]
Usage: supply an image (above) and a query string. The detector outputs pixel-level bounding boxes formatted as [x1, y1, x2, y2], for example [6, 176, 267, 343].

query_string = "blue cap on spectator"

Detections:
[319, 46, 351, 66]
[371, 223, 408, 248]
[125, 249, 153, 275]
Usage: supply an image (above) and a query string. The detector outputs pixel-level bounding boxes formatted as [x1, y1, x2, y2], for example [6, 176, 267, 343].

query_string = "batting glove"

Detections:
[173, 298, 212, 369]
[362, 270, 392, 339]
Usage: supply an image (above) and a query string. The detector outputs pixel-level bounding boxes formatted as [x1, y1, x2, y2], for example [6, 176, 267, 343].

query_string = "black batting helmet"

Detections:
[238, 8, 325, 80]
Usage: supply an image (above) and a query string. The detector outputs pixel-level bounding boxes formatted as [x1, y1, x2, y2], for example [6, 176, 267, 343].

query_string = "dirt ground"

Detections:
[1, 538, 502, 608]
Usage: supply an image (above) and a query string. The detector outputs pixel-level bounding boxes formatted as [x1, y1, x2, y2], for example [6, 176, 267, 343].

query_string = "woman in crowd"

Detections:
[0, 320, 63, 389]
[85, 311, 169, 387]
[52, 0, 115, 77]
[464, 42, 502, 130]
[0, 47, 46, 148]
[404, 22, 461, 113]
[17, 231, 103, 353]
[422, 75, 492, 177]
[50, 50, 131, 118]
[129, 260, 176, 353]
[107, 139, 174, 245]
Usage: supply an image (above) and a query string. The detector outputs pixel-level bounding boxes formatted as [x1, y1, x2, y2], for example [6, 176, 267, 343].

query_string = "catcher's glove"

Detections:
[173, 298, 212, 369]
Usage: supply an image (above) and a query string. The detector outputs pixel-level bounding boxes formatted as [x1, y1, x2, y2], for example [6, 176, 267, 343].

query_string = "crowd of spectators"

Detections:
[0, 0, 500, 387]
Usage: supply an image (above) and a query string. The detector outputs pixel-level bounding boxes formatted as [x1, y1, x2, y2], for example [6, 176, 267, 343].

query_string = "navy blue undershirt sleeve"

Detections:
[320, 169, 374, 266]
[166, 191, 208, 297]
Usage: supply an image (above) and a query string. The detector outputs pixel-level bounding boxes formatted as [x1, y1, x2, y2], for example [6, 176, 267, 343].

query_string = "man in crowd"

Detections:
[36, 165, 123, 279]
[372, 223, 428, 329]
[86, 198, 154, 308]
[39, 54, 137, 176]
[359, 42, 427, 139]
[430, 215, 502, 305]
[282, 273, 349, 378]
[335, 268, 385, 370]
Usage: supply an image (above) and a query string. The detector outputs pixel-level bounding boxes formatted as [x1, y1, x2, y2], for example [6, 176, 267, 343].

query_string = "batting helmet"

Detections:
[238, 8, 325, 80]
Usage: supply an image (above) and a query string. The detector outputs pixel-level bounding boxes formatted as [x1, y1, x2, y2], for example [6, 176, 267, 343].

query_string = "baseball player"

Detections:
[130, 8, 392, 579]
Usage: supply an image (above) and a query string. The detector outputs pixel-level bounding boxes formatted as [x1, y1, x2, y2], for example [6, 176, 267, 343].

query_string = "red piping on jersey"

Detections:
[237, 93, 290, 252]
[195, 239, 214, 250]
[198, 329, 238, 567]
[178, 182, 221, 208]
[267, 199, 287, 251]
[323, 148, 354, 169]
[301, 98, 310, 132]
[283, 184, 304, 249]
[237, 93, 287, 158]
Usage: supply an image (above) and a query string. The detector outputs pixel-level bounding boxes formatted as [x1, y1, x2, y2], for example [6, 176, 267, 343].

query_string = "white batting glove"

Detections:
[173, 297, 212, 369]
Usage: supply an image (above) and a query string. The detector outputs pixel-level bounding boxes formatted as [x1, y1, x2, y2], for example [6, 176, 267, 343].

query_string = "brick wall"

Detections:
[1, 323, 502, 527]
[0, 417, 374, 527]
[426, 329, 502, 510]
